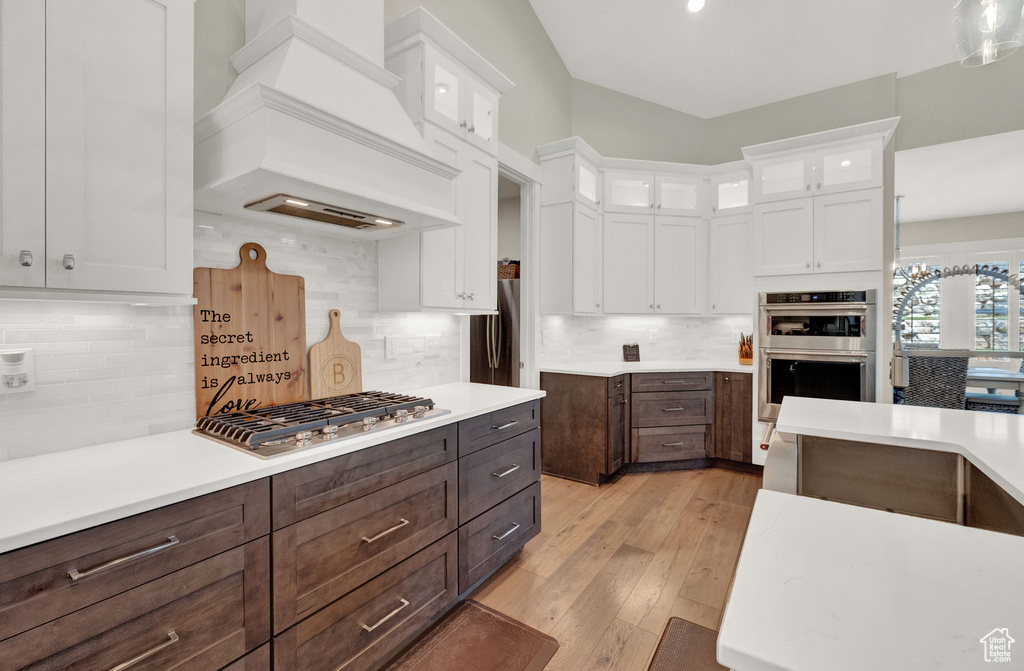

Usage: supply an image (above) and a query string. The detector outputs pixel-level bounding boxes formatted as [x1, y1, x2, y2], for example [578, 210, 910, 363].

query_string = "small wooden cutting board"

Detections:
[308, 309, 363, 399]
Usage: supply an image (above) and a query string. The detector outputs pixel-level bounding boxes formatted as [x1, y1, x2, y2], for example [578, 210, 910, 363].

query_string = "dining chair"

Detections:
[900, 355, 969, 409]
[965, 357, 1024, 414]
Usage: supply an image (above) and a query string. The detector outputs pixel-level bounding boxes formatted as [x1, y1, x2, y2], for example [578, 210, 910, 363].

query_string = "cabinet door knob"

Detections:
[457, 292, 465, 299]
[596, 199, 602, 205]
[712, 304, 716, 310]
[657, 203, 662, 209]
[817, 182, 821, 190]
[656, 303, 661, 309]
[649, 304, 654, 309]
[595, 303, 600, 308]
[805, 184, 811, 191]
[62, 254, 75, 270]
[725, 376, 730, 382]
[468, 125, 476, 134]
[816, 261, 822, 268]
[18, 250, 33, 267]
[467, 293, 475, 300]
[805, 261, 811, 269]
[459, 121, 467, 129]
[649, 203, 655, 209]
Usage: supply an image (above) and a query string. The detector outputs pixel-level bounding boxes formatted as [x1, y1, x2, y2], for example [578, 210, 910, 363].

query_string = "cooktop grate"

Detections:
[195, 391, 434, 448]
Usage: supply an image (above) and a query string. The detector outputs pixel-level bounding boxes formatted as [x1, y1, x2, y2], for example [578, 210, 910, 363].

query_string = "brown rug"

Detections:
[386, 600, 558, 671]
[647, 617, 727, 671]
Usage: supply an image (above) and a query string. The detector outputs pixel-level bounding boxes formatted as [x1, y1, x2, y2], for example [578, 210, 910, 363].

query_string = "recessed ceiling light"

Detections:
[687, 0, 705, 12]
[285, 198, 310, 207]
[436, 84, 449, 94]
[840, 160, 852, 168]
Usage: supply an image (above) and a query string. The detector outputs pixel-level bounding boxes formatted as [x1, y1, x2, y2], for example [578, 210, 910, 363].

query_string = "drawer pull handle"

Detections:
[492, 420, 519, 431]
[662, 442, 687, 447]
[662, 407, 687, 412]
[362, 518, 410, 544]
[361, 598, 410, 632]
[492, 464, 521, 478]
[69, 536, 180, 581]
[108, 631, 179, 671]
[493, 523, 521, 541]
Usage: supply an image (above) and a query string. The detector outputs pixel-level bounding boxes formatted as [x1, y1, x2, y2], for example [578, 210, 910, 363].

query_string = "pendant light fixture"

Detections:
[951, 0, 1024, 66]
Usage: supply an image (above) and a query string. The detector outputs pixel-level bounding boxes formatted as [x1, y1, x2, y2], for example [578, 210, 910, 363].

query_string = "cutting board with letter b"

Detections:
[193, 242, 306, 418]
[309, 309, 363, 398]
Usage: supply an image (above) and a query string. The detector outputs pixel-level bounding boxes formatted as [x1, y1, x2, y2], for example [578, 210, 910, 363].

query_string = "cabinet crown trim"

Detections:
[742, 116, 900, 161]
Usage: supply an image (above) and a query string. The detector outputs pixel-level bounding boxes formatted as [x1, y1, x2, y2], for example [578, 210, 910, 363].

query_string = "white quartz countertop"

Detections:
[776, 397, 1024, 506]
[0, 382, 544, 554]
[539, 359, 754, 377]
[718, 490, 1024, 670]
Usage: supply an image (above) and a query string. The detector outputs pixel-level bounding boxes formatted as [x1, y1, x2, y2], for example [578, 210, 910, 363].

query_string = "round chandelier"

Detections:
[951, 0, 1024, 66]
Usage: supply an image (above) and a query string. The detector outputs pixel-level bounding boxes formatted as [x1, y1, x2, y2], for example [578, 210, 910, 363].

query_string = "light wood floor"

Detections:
[470, 468, 761, 671]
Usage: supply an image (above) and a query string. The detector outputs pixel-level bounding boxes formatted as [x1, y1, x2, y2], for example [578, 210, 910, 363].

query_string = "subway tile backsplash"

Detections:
[537, 313, 755, 364]
[0, 212, 462, 461]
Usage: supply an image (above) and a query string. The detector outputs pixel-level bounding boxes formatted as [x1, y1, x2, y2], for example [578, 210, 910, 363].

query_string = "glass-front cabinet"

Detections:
[655, 175, 702, 216]
[576, 157, 600, 209]
[604, 171, 704, 215]
[603, 172, 655, 214]
[752, 155, 814, 203]
[422, 45, 500, 155]
[751, 140, 882, 203]
[710, 169, 751, 213]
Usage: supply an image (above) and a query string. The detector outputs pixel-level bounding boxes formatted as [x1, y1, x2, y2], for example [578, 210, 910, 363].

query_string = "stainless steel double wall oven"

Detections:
[758, 290, 876, 421]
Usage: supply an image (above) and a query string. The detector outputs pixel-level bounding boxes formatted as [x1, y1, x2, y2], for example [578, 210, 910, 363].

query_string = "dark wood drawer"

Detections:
[0, 479, 269, 642]
[0, 538, 270, 671]
[607, 374, 627, 397]
[459, 481, 541, 593]
[459, 428, 541, 522]
[223, 643, 270, 671]
[273, 462, 457, 633]
[631, 371, 712, 393]
[633, 426, 709, 463]
[272, 425, 457, 529]
[631, 390, 712, 427]
[458, 401, 540, 457]
[274, 532, 458, 671]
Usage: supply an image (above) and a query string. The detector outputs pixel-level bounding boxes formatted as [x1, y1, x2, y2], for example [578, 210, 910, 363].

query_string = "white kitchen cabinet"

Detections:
[653, 217, 705, 314]
[813, 189, 882, 273]
[710, 169, 751, 214]
[654, 175, 703, 216]
[604, 172, 655, 214]
[602, 214, 704, 315]
[380, 126, 498, 312]
[750, 140, 883, 204]
[386, 14, 512, 158]
[538, 140, 601, 210]
[572, 205, 602, 314]
[752, 189, 882, 277]
[709, 214, 752, 314]
[0, 0, 45, 289]
[0, 0, 193, 297]
[44, 0, 193, 295]
[753, 199, 815, 276]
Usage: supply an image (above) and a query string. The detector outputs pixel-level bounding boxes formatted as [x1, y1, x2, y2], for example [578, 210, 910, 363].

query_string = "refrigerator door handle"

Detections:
[492, 313, 502, 369]
[485, 315, 494, 369]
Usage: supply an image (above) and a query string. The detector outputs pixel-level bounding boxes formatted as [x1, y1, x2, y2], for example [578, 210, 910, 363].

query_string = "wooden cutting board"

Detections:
[193, 242, 306, 418]
[308, 309, 363, 399]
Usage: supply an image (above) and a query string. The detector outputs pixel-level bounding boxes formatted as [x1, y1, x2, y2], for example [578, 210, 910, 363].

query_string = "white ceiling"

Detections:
[896, 130, 1024, 223]
[528, 0, 958, 118]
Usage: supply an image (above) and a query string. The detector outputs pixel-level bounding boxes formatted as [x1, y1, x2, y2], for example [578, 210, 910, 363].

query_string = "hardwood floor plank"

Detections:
[677, 500, 752, 609]
[623, 470, 703, 553]
[718, 471, 763, 507]
[472, 564, 548, 615]
[582, 618, 659, 671]
[540, 478, 606, 539]
[617, 490, 719, 634]
[543, 544, 654, 671]
[669, 595, 723, 631]
[514, 519, 628, 632]
[520, 473, 650, 578]
[606, 471, 675, 529]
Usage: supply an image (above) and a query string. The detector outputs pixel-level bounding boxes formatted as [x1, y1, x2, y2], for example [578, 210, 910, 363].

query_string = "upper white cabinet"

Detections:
[572, 205, 601, 314]
[709, 214, 752, 314]
[386, 10, 513, 157]
[602, 214, 704, 315]
[752, 189, 882, 277]
[539, 201, 601, 315]
[604, 171, 704, 216]
[0, 0, 45, 289]
[752, 154, 814, 203]
[710, 169, 751, 214]
[1, 0, 193, 297]
[538, 137, 602, 210]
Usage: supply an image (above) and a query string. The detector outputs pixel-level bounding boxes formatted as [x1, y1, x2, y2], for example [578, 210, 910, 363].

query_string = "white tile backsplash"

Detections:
[0, 212, 462, 461]
[538, 313, 754, 364]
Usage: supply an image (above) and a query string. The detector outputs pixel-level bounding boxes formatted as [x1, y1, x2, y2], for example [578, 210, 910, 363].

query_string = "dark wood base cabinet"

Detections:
[0, 401, 542, 671]
[542, 370, 754, 485]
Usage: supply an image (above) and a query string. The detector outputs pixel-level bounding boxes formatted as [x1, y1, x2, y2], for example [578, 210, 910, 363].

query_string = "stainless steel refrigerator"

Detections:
[470, 279, 520, 387]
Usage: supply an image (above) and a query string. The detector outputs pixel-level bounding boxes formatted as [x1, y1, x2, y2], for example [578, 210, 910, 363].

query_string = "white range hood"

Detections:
[194, 0, 460, 237]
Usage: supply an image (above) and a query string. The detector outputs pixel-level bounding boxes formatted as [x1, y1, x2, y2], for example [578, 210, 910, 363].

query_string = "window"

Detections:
[975, 262, 1010, 351]
[893, 262, 941, 349]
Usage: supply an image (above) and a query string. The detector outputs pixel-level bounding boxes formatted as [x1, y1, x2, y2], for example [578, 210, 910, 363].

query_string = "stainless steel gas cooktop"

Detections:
[194, 390, 450, 458]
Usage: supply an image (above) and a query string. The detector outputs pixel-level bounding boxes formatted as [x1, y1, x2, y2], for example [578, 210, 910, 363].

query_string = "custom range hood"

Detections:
[194, 0, 459, 237]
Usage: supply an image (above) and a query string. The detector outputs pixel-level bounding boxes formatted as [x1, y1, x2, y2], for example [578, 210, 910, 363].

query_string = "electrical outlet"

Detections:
[541, 330, 548, 345]
[0, 348, 35, 395]
[648, 329, 658, 343]
[425, 335, 441, 357]
[384, 336, 399, 360]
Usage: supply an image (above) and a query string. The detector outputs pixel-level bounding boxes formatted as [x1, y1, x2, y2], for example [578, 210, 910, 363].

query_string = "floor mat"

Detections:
[647, 617, 726, 671]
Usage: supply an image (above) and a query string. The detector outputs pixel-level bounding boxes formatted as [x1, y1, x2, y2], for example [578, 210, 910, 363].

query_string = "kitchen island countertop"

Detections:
[0, 382, 543, 554]
[539, 359, 754, 377]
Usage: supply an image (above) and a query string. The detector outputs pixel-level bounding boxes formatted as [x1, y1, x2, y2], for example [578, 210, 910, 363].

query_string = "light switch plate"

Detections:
[0, 348, 35, 395]
[385, 336, 399, 360]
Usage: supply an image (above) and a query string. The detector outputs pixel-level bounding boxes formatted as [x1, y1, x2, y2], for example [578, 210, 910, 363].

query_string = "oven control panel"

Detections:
[764, 291, 870, 304]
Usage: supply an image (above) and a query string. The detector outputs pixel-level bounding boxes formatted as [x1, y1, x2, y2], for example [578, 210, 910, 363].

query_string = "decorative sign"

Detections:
[193, 242, 306, 418]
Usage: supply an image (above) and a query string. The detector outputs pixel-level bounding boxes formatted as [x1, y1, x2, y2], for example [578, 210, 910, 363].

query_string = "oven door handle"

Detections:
[761, 304, 873, 312]
[763, 349, 871, 359]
